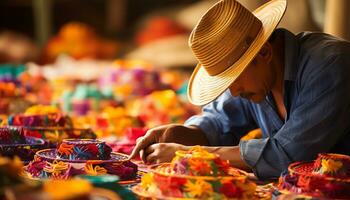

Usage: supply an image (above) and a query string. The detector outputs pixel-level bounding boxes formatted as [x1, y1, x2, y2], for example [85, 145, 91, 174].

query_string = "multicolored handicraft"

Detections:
[133, 146, 256, 199]
[107, 127, 147, 155]
[25, 139, 138, 180]
[0, 126, 46, 162]
[8, 113, 71, 127]
[98, 60, 166, 100]
[57, 139, 112, 160]
[126, 90, 198, 128]
[21, 127, 96, 145]
[278, 153, 350, 199]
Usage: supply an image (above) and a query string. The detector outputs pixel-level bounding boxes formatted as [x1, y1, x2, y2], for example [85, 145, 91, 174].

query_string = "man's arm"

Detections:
[130, 90, 257, 160]
[201, 146, 250, 170]
[185, 90, 257, 146]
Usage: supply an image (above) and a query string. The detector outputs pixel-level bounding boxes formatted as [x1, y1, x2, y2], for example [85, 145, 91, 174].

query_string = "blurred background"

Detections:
[0, 0, 349, 65]
[0, 0, 349, 147]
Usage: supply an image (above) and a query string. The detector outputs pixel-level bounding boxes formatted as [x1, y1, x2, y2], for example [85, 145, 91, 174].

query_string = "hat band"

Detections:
[203, 19, 262, 76]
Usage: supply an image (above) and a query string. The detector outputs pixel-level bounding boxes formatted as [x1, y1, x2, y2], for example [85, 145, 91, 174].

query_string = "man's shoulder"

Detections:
[288, 31, 350, 89]
[296, 31, 350, 59]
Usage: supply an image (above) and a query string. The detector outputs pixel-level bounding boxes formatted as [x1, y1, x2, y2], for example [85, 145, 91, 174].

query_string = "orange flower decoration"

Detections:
[58, 143, 74, 156]
[84, 164, 107, 175]
[188, 158, 211, 175]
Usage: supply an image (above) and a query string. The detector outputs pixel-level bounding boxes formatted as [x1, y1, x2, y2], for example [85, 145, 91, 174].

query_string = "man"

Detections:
[129, 0, 350, 180]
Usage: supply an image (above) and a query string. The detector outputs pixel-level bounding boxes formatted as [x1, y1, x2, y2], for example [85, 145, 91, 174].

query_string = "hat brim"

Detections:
[0, 137, 46, 162]
[288, 161, 350, 182]
[35, 149, 129, 163]
[188, 0, 287, 105]
[25, 149, 138, 180]
[0, 136, 45, 147]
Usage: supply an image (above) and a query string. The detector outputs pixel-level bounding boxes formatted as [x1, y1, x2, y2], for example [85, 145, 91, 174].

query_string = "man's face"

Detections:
[228, 44, 275, 103]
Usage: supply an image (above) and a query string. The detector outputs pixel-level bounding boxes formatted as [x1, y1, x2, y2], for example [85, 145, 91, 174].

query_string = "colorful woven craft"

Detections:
[71, 106, 143, 137]
[0, 126, 26, 144]
[8, 113, 71, 127]
[25, 139, 138, 180]
[98, 61, 168, 100]
[7, 105, 71, 127]
[21, 127, 96, 144]
[57, 139, 112, 160]
[126, 90, 198, 128]
[133, 146, 256, 199]
[0, 126, 46, 162]
[278, 153, 350, 199]
[107, 127, 147, 155]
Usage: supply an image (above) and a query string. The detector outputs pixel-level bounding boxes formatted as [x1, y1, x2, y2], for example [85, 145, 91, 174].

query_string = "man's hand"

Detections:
[128, 124, 208, 160]
[142, 143, 189, 164]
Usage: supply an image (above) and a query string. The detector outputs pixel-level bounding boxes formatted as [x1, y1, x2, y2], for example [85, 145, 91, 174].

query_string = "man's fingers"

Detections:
[141, 145, 157, 163]
[129, 129, 160, 159]
[146, 153, 157, 164]
[144, 145, 156, 155]
[128, 125, 171, 159]
[139, 149, 145, 162]
[129, 136, 148, 159]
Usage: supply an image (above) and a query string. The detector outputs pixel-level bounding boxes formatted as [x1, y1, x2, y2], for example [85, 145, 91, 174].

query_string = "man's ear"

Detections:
[257, 42, 273, 62]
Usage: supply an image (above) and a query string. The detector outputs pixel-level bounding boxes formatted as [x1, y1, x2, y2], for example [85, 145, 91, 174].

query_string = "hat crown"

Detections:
[57, 139, 112, 160]
[189, 0, 262, 76]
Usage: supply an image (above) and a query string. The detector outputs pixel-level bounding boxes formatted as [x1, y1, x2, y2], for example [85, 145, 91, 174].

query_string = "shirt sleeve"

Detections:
[240, 53, 350, 180]
[185, 90, 257, 146]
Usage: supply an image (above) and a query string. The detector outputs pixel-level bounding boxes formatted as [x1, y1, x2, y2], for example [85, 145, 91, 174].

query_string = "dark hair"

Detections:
[268, 28, 284, 42]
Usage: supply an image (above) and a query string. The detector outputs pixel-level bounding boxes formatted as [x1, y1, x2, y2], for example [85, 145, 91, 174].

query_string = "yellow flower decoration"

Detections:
[321, 159, 343, 173]
[44, 161, 69, 176]
[84, 164, 107, 175]
[25, 105, 60, 115]
[184, 179, 213, 198]
[141, 173, 154, 189]
[176, 146, 216, 160]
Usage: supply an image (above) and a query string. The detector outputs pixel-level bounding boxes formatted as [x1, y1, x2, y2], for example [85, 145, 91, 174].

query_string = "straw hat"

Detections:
[188, 0, 287, 105]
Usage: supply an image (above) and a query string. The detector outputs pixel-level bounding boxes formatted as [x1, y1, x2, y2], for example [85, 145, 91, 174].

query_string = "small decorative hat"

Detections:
[187, 0, 287, 105]
[20, 126, 96, 145]
[278, 153, 350, 199]
[8, 105, 71, 127]
[133, 146, 256, 199]
[8, 113, 70, 127]
[0, 126, 46, 162]
[25, 139, 138, 181]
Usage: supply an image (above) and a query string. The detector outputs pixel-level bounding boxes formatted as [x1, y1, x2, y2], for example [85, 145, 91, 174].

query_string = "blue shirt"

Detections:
[184, 29, 350, 180]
